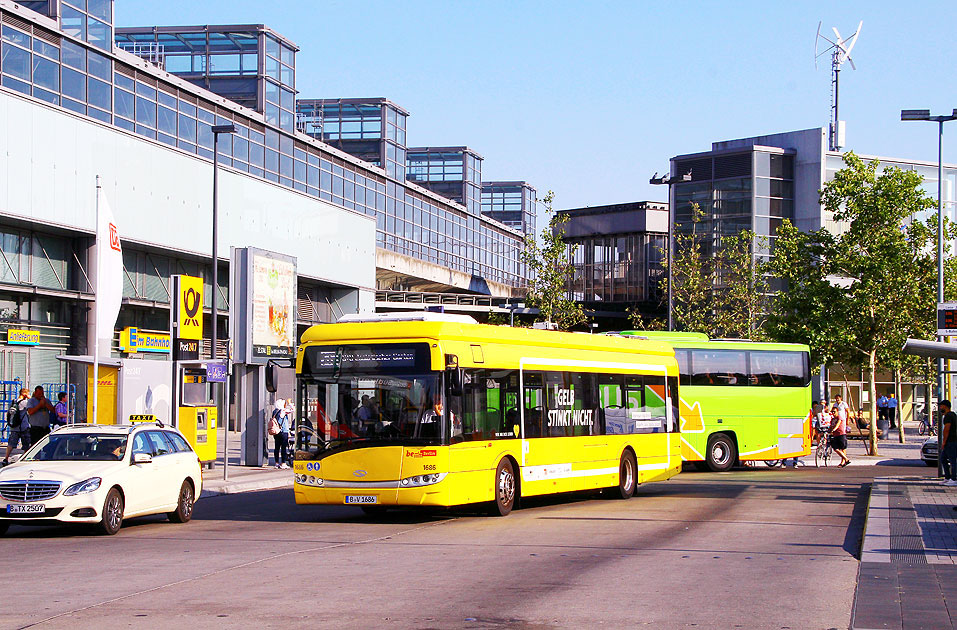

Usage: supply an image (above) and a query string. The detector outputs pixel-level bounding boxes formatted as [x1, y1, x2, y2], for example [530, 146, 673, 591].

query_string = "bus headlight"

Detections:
[295, 475, 323, 487]
[400, 473, 446, 487]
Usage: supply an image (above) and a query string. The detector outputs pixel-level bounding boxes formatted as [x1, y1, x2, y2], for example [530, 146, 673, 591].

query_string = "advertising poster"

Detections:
[251, 252, 296, 359]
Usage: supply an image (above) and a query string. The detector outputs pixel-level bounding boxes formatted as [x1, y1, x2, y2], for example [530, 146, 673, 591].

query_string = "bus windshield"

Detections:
[296, 372, 444, 457]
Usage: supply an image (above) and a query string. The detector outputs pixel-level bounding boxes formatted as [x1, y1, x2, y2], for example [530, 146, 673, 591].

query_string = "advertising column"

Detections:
[230, 247, 297, 466]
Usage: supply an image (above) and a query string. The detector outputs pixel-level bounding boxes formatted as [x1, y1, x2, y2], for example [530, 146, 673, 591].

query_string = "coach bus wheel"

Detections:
[491, 458, 516, 516]
[706, 434, 737, 472]
[613, 450, 637, 499]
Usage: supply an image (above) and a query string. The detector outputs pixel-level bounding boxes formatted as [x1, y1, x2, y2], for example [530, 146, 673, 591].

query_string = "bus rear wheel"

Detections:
[706, 434, 737, 472]
[613, 450, 637, 499]
[490, 458, 516, 516]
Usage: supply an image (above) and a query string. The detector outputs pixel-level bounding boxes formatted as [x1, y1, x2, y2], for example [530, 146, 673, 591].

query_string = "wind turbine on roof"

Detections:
[815, 20, 862, 151]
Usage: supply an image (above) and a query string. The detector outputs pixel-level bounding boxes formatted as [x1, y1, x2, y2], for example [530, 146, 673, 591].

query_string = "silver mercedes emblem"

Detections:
[28, 471, 34, 479]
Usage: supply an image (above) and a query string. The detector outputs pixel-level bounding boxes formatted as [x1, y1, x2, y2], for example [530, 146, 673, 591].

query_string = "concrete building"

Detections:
[668, 126, 957, 412]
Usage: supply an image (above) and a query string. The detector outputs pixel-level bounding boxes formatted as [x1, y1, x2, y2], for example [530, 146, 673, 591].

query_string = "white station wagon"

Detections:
[0, 423, 203, 535]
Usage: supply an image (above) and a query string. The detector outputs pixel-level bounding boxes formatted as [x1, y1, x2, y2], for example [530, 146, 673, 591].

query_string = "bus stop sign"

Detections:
[938, 302, 957, 336]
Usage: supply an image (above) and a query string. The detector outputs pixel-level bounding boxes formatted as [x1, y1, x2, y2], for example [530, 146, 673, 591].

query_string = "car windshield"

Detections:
[296, 372, 443, 458]
[23, 433, 128, 462]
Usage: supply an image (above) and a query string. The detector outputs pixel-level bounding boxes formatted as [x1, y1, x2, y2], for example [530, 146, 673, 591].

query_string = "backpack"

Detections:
[267, 409, 281, 436]
[6, 400, 20, 430]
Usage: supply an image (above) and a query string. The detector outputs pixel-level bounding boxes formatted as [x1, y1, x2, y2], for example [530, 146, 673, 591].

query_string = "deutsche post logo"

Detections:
[108, 223, 121, 252]
[176, 276, 203, 340]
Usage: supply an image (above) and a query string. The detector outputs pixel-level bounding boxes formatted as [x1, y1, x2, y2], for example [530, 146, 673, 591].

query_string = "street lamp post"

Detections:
[211, 124, 235, 477]
[650, 172, 692, 331]
[901, 109, 957, 466]
[211, 124, 236, 363]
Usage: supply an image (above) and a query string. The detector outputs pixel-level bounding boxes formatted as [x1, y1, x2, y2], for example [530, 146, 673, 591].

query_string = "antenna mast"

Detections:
[815, 21, 862, 151]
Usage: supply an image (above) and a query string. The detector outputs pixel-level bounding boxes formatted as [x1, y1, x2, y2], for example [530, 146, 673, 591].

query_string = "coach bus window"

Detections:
[523, 372, 544, 438]
[597, 374, 623, 435]
[674, 349, 690, 386]
[690, 350, 747, 386]
[643, 375, 668, 433]
[749, 351, 809, 387]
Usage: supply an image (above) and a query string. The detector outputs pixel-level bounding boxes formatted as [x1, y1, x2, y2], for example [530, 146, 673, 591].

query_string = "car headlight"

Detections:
[400, 473, 446, 487]
[64, 477, 102, 496]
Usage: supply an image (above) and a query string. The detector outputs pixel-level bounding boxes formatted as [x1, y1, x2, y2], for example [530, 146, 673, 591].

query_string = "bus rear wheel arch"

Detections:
[705, 433, 737, 472]
[617, 449, 637, 499]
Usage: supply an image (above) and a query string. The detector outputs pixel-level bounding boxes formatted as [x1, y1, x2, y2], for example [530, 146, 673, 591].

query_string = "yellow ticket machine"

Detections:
[176, 365, 218, 463]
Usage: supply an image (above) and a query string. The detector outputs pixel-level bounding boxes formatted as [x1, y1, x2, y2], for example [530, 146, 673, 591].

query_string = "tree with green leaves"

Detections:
[767, 152, 946, 456]
[521, 191, 586, 331]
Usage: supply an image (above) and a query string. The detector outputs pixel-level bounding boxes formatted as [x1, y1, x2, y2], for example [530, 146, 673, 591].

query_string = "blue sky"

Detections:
[116, 1, 957, 218]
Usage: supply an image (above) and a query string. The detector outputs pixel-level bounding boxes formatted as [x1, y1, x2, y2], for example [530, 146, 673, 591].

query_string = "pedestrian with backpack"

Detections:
[268, 399, 290, 469]
[3, 388, 31, 466]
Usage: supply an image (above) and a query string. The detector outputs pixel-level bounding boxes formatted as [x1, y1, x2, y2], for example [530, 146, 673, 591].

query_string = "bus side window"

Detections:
[667, 376, 680, 432]
[674, 349, 690, 387]
[523, 372, 544, 438]
[597, 375, 625, 436]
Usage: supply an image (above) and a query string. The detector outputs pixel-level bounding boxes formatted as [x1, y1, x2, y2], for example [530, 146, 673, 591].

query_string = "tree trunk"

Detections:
[868, 351, 879, 457]
[895, 369, 905, 444]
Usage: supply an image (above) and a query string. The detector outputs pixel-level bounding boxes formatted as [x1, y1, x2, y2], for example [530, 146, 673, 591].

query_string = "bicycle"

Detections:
[815, 432, 833, 467]
[917, 411, 936, 436]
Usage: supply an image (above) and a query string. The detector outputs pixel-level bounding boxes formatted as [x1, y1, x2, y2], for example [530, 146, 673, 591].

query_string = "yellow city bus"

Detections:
[291, 315, 682, 516]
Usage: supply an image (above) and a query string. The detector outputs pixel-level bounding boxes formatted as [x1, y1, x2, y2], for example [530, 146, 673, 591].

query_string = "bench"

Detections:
[845, 423, 883, 445]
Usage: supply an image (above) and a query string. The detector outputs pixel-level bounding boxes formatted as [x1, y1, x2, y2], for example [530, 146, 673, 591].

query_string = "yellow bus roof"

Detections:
[300, 320, 676, 358]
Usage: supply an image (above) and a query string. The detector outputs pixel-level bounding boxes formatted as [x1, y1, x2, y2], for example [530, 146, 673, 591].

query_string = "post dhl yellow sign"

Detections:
[177, 275, 203, 341]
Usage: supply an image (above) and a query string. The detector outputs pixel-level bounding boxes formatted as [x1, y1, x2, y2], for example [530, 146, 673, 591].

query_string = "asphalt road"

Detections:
[0, 461, 934, 630]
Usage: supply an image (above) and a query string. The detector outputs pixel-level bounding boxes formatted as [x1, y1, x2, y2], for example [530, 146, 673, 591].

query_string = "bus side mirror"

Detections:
[447, 368, 463, 397]
[265, 363, 279, 393]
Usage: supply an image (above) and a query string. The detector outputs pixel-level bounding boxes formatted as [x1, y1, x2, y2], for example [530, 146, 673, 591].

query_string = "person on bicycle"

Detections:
[811, 399, 829, 447]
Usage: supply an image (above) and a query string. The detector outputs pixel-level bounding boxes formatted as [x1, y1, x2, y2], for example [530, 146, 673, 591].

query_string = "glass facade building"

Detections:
[297, 98, 408, 181]
[115, 24, 298, 132]
[481, 181, 537, 235]
[406, 147, 483, 216]
[556, 202, 668, 310]
[671, 149, 794, 269]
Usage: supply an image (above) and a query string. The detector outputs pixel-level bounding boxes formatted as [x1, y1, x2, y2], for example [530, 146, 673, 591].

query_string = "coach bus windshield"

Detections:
[295, 343, 445, 457]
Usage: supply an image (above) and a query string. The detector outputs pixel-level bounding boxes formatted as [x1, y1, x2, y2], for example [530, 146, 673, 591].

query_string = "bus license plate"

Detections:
[344, 495, 377, 505]
[7, 504, 44, 514]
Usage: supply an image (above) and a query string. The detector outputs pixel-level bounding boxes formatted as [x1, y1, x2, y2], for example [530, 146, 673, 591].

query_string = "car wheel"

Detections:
[612, 450, 637, 499]
[706, 434, 737, 472]
[167, 480, 195, 523]
[489, 458, 516, 516]
[99, 488, 124, 536]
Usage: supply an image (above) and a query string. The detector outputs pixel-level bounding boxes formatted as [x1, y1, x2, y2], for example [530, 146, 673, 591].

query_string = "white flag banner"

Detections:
[95, 187, 123, 343]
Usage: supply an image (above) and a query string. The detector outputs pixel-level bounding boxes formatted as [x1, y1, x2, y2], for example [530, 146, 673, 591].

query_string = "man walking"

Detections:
[940, 400, 957, 486]
[887, 393, 899, 430]
[25, 386, 56, 445]
[3, 388, 31, 466]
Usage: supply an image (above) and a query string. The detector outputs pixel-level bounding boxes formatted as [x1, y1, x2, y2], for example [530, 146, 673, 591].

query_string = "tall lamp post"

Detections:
[212, 124, 235, 476]
[650, 171, 692, 331]
[901, 109, 957, 453]
[211, 124, 236, 363]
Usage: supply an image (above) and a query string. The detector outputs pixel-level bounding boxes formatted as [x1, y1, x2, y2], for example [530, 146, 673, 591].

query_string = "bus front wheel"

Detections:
[706, 434, 737, 472]
[490, 458, 517, 516]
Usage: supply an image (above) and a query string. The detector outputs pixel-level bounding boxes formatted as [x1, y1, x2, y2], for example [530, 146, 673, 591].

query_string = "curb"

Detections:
[200, 477, 293, 498]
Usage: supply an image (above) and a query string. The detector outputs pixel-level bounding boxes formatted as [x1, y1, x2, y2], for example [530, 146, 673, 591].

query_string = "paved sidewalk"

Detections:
[853, 477, 957, 629]
[199, 426, 294, 497]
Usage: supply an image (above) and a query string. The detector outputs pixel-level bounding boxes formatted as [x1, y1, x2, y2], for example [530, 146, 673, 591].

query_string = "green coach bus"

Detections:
[620, 332, 813, 471]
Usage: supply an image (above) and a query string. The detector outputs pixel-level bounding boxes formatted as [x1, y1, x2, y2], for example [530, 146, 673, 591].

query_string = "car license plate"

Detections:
[7, 504, 44, 514]
[344, 495, 377, 505]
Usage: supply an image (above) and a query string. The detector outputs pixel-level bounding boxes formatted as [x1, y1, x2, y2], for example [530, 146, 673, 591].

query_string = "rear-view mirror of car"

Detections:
[132, 453, 153, 465]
